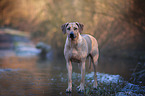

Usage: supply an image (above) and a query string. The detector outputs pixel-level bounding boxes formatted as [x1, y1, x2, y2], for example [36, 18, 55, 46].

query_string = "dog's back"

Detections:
[81, 34, 99, 56]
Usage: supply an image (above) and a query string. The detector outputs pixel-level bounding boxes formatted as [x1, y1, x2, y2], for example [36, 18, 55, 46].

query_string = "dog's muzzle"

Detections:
[69, 32, 76, 39]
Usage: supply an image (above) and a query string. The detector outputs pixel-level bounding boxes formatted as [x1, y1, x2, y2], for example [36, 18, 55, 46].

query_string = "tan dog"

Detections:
[61, 22, 99, 93]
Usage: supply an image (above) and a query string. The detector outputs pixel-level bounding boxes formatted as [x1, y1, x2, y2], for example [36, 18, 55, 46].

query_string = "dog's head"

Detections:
[61, 22, 84, 40]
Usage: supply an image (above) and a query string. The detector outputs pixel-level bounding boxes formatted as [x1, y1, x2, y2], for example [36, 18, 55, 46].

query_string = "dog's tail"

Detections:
[89, 56, 92, 69]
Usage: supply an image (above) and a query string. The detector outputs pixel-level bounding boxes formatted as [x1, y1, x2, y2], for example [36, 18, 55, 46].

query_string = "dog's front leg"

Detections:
[66, 61, 72, 93]
[78, 61, 85, 92]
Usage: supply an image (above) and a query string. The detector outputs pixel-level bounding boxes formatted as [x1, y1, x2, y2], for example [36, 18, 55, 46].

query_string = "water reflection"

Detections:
[0, 56, 137, 95]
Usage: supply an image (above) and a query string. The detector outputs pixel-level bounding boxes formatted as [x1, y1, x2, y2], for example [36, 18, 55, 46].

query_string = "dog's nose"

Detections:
[69, 32, 75, 38]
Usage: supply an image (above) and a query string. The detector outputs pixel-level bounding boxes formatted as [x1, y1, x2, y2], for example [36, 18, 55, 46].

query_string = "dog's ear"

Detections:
[76, 22, 84, 33]
[61, 23, 69, 34]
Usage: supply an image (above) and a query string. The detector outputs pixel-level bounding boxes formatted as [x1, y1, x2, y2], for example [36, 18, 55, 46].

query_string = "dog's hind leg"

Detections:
[92, 54, 99, 89]
[89, 56, 92, 69]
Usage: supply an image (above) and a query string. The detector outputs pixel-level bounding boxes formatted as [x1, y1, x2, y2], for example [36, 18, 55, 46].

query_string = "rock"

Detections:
[36, 42, 52, 59]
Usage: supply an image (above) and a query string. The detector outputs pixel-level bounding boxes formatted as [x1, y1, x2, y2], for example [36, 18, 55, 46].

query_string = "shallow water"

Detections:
[0, 56, 138, 96]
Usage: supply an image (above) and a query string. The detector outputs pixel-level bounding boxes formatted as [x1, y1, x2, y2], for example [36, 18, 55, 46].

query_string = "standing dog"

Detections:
[61, 22, 99, 93]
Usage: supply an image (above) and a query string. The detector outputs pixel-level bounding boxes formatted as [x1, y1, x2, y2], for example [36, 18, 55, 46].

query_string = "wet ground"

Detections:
[0, 55, 140, 96]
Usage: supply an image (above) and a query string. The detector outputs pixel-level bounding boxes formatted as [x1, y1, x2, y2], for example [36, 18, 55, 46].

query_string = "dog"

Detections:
[61, 22, 99, 93]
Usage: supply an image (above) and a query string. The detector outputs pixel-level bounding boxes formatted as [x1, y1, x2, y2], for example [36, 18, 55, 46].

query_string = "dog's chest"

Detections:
[69, 49, 81, 62]
[68, 47, 86, 62]
[70, 48, 79, 56]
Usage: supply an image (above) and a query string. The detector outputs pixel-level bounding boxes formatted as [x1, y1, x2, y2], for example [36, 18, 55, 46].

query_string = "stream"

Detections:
[0, 55, 143, 96]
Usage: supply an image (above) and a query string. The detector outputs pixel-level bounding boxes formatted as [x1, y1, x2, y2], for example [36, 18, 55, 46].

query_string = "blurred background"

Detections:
[0, 0, 145, 58]
[0, 0, 145, 95]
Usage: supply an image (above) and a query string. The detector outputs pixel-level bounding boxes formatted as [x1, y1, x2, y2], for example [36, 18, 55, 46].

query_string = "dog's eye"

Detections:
[67, 27, 71, 30]
[74, 27, 77, 30]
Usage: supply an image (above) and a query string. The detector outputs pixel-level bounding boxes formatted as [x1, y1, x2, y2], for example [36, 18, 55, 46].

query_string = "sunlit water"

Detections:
[0, 55, 138, 96]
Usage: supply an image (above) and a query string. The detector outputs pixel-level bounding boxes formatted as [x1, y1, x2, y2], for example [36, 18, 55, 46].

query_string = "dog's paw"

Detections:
[66, 87, 72, 93]
[77, 85, 85, 93]
[78, 88, 85, 93]
[93, 82, 98, 90]
[93, 86, 97, 90]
